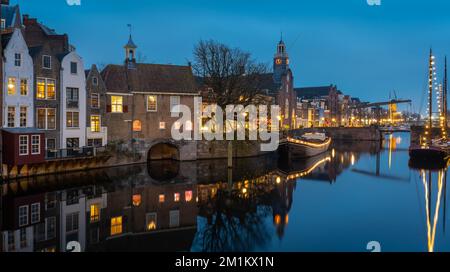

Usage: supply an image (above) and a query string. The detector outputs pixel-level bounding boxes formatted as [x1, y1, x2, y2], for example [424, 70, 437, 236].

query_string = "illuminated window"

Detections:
[146, 213, 157, 231]
[174, 121, 181, 130]
[91, 115, 101, 132]
[147, 95, 157, 111]
[185, 191, 193, 202]
[159, 122, 166, 130]
[174, 193, 180, 202]
[90, 204, 100, 222]
[47, 79, 55, 99]
[132, 194, 141, 207]
[159, 194, 165, 203]
[66, 112, 79, 128]
[20, 79, 28, 96]
[133, 120, 142, 132]
[36, 78, 55, 100]
[8, 77, 16, 95]
[110, 216, 123, 236]
[37, 78, 45, 99]
[111, 96, 123, 113]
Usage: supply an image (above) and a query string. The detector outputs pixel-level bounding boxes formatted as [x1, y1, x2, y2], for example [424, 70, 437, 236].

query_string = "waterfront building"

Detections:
[23, 14, 70, 153]
[2, 28, 34, 129]
[85, 65, 108, 147]
[295, 85, 342, 127]
[59, 49, 87, 150]
[100, 34, 199, 160]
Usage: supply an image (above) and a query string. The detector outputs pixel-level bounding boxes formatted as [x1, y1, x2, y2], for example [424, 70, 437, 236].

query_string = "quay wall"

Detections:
[1, 127, 381, 180]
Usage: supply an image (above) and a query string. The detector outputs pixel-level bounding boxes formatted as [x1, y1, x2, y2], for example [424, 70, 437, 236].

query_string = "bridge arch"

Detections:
[147, 140, 180, 161]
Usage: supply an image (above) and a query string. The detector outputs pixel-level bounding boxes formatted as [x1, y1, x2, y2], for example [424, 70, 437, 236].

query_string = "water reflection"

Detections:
[1, 133, 450, 252]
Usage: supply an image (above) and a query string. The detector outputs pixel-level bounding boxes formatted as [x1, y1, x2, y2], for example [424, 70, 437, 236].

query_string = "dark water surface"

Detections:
[1, 132, 448, 252]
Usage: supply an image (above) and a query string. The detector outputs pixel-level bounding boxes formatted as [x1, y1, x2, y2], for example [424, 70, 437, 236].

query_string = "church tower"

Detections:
[273, 36, 289, 84]
[124, 34, 137, 68]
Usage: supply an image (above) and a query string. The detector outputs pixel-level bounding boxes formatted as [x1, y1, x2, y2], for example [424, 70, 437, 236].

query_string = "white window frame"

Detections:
[90, 115, 101, 133]
[19, 205, 29, 227]
[37, 108, 56, 130]
[91, 93, 100, 108]
[19, 135, 29, 156]
[42, 55, 52, 70]
[147, 95, 157, 112]
[7, 106, 15, 127]
[70, 61, 78, 74]
[20, 106, 27, 128]
[15, 53, 21, 67]
[170, 96, 180, 111]
[31, 135, 41, 155]
[169, 210, 180, 228]
[66, 111, 80, 128]
[20, 78, 28, 96]
[31, 203, 41, 224]
[111, 96, 123, 113]
[36, 78, 56, 100]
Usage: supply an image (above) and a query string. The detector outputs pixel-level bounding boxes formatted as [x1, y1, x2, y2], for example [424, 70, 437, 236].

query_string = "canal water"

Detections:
[1, 132, 449, 252]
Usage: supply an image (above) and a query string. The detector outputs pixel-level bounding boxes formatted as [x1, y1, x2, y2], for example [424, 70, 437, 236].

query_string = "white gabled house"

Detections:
[59, 50, 87, 149]
[2, 27, 34, 129]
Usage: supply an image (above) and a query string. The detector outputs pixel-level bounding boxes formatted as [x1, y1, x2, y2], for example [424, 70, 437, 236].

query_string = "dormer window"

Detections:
[92, 77, 98, 86]
[42, 55, 52, 69]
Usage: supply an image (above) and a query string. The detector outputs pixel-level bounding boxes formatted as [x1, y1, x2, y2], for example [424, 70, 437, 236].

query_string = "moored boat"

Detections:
[285, 132, 332, 159]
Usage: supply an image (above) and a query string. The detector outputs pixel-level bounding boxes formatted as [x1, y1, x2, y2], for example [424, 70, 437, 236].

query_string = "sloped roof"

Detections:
[295, 85, 338, 99]
[101, 63, 198, 94]
[1, 4, 20, 28]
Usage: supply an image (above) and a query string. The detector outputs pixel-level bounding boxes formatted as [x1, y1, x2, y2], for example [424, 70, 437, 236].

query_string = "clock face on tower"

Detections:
[275, 58, 282, 65]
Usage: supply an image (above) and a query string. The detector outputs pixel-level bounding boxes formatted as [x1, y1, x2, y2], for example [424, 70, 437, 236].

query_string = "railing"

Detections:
[46, 146, 96, 160]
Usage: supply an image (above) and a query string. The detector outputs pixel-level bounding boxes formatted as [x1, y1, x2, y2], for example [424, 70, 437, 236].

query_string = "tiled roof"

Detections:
[101, 63, 198, 94]
[295, 85, 338, 99]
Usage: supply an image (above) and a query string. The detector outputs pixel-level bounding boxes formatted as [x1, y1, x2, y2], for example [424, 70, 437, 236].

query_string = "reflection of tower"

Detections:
[271, 178, 295, 239]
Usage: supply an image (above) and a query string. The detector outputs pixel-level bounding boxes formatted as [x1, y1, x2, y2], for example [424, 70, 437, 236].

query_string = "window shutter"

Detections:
[123, 105, 128, 113]
[106, 105, 111, 113]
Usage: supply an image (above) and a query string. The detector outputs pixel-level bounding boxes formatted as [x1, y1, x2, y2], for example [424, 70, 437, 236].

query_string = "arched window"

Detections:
[133, 120, 142, 132]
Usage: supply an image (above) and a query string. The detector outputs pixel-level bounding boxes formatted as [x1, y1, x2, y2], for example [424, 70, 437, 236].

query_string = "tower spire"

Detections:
[124, 24, 137, 66]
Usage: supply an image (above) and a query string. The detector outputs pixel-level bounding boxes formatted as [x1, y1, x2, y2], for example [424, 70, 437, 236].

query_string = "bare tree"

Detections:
[193, 40, 268, 108]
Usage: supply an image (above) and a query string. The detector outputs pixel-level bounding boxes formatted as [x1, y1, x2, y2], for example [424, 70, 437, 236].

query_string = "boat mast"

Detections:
[444, 56, 448, 139]
[425, 49, 434, 146]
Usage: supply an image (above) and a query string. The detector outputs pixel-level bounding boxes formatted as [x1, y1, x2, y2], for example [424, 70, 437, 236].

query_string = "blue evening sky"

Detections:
[11, 0, 450, 112]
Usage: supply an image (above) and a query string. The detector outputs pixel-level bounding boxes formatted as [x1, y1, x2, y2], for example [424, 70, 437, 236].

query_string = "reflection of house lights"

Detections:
[332, 149, 335, 158]
[351, 154, 355, 166]
[285, 214, 289, 224]
[147, 221, 157, 231]
[242, 188, 247, 194]
[275, 215, 281, 225]
[276, 177, 281, 184]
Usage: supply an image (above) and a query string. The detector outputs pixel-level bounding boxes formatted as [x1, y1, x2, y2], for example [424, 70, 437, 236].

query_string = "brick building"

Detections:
[23, 14, 70, 152]
[100, 35, 199, 160]
[85, 64, 108, 147]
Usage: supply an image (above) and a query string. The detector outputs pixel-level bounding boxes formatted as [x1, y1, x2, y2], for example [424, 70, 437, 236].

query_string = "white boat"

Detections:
[285, 133, 332, 158]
